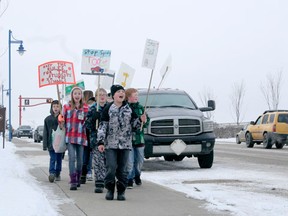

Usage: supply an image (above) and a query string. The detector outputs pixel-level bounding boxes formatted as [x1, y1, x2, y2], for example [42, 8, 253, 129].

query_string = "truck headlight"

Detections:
[203, 120, 214, 132]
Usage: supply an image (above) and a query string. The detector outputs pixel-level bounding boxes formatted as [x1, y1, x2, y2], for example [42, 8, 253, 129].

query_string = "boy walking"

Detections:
[97, 85, 147, 201]
[85, 88, 108, 193]
[43, 100, 63, 182]
[125, 88, 149, 188]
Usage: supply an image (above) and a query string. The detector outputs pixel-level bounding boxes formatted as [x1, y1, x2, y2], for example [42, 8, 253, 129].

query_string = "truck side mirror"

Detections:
[207, 100, 216, 111]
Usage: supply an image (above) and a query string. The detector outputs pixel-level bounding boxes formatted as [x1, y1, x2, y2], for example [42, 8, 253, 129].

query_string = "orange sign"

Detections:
[38, 61, 76, 87]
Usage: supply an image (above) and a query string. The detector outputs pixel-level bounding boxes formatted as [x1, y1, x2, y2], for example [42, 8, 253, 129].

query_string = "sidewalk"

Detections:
[13, 139, 227, 216]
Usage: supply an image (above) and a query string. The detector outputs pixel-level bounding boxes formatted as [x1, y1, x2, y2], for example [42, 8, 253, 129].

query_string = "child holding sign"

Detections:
[62, 87, 89, 190]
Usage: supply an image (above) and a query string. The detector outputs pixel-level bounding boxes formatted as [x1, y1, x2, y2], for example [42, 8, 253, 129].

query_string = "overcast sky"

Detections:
[1, 0, 288, 128]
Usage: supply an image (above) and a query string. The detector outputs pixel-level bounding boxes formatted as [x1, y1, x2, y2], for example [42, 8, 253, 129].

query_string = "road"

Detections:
[12, 138, 288, 215]
[141, 140, 288, 215]
[215, 140, 288, 170]
[143, 140, 288, 172]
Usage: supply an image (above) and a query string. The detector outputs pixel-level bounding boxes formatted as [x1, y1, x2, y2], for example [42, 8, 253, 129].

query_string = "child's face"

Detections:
[128, 92, 138, 103]
[52, 104, 60, 115]
[114, 89, 125, 103]
[97, 91, 107, 103]
[72, 89, 82, 103]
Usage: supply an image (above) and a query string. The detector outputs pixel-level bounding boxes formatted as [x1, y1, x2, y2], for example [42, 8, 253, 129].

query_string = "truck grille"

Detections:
[150, 118, 201, 136]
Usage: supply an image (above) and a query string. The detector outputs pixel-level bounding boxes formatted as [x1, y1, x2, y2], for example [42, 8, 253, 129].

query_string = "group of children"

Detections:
[42, 84, 149, 201]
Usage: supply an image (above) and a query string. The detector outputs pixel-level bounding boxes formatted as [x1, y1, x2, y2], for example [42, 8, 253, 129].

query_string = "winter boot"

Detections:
[80, 165, 87, 184]
[76, 171, 82, 187]
[80, 175, 86, 184]
[134, 175, 142, 185]
[70, 173, 78, 190]
[94, 181, 104, 193]
[116, 181, 126, 201]
[48, 173, 55, 183]
[105, 181, 115, 200]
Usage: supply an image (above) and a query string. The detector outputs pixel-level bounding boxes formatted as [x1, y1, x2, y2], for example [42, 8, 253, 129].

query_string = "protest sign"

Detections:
[81, 49, 111, 74]
[38, 61, 75, 87]
[142, 39, 159, 70]
[116, 62, 135, 88]
[65, 80, 85, 96]
[158, 54, 172, 88]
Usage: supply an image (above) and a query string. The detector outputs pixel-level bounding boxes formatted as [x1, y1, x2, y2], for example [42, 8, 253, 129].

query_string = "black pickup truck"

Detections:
[138, 88, 216, 168]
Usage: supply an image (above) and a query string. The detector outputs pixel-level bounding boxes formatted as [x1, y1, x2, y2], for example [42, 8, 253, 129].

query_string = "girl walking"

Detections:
[62, 87, 89, 190]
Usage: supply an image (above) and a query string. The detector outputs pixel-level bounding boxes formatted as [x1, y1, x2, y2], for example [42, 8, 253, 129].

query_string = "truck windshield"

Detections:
[20, 126, 31, 130]
[138, 93, 197, 109]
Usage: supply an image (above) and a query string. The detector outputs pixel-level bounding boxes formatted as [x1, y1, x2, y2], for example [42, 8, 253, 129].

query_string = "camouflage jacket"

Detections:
[97, 101, 142, 150]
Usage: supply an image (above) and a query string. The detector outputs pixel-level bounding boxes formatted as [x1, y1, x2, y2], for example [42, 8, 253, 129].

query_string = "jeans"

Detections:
[87, 152, 93, 175]
[48, 149, 63, 175]
[105, 149, 130, 187]
[67, 143, 84, 174]
[82, 146, 91, 176]
[127, 146, 144, 180]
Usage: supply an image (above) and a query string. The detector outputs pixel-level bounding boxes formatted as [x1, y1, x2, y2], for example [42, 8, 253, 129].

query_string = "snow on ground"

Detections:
[1, 136, 287, 216]
[0, 137, 59, 216]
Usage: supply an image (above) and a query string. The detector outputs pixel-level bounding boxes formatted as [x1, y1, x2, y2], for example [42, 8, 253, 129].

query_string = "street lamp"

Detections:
[8, 30, 26, 141]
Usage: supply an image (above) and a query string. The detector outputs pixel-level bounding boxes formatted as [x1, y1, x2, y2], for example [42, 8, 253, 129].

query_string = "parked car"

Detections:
[34, 125, 44, 142]
[12, 129, 18, 137]
[245, 110, 288, 149]
[16, 125, 33, 138]
[138, 88, 216, 168]
[236, 124, 248, 144]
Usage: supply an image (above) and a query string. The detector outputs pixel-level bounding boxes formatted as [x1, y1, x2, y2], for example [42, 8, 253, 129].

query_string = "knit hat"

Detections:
[110, 84, 124, 98]
[71, 86, 82, 93]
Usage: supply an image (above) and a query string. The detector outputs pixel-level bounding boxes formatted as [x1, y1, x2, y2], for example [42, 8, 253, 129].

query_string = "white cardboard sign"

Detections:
[116, 62, 135, 88]
[142, 39, 159, 70]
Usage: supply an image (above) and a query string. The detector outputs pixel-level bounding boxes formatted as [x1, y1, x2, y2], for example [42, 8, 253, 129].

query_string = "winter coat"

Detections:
[85, 102, 106, 149]
[63, 103, 89, 146]
[43, 106, 59, 151]
[129, 102, 150, 146]
[97, 101, 142, 150]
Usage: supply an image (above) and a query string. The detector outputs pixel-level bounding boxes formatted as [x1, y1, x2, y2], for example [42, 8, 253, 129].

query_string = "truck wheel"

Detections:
[164, 156, 174, 161]
[197, 150, 214, 168]
[275, 142, 284, 149]
[245, 133, 254, 148]
[263, 133, 272, 149]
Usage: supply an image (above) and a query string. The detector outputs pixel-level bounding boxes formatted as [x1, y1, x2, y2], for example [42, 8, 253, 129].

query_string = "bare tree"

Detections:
[260, 70, 283, 110]
[0, 0, 9, 19]
[230, 81, 245, 125]
[199, 87, 215, 120]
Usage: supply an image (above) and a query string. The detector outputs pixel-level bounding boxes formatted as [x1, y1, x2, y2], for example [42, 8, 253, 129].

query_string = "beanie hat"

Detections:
[71, 86, 82, 93]
[110, 84, 124, 98]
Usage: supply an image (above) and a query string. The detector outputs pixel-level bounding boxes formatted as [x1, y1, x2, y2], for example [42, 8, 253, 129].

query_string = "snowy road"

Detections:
[142, 140, 288, 216]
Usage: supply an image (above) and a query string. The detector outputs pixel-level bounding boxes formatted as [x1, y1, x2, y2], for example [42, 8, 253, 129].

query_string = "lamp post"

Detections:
[1, 84, 9, 107]
[8, 30, 26, 141]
